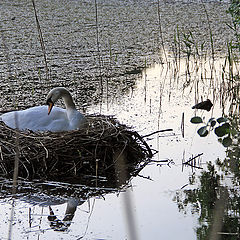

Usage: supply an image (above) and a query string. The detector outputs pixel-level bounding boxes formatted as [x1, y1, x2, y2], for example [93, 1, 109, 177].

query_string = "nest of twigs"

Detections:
[0, 115, 153, 184]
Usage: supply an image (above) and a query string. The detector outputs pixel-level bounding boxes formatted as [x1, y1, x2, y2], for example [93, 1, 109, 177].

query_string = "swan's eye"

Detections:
[46, 98, 53, 106]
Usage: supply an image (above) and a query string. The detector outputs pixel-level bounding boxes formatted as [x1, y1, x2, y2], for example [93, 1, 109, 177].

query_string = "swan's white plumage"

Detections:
[0, 87, 87, 132]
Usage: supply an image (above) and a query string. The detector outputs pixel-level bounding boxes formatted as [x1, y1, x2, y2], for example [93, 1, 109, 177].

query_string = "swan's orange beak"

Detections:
[48, 102, 54, 115]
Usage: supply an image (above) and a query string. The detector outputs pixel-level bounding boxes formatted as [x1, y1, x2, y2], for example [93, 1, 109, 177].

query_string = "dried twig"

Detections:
[0, 115, 153, 182]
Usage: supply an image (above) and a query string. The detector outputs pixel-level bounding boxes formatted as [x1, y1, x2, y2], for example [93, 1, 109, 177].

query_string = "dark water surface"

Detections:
[0, 0, 232, 108]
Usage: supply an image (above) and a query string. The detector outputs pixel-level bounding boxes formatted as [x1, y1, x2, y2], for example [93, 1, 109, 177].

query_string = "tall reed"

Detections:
[157, 0, 167, 63]
[32, 0, 49, 81]
[94, 0, 103, 96]
[201, 1, 215, 61]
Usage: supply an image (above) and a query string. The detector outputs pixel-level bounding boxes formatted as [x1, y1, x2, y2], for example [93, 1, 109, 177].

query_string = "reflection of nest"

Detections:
[0, 115, 152, 183]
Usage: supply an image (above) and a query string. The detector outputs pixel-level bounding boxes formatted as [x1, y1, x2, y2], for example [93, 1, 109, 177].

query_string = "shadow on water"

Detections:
[174, 98, 240, 238]
[1, 138, 151, 235]
[175, 153, 240, 239]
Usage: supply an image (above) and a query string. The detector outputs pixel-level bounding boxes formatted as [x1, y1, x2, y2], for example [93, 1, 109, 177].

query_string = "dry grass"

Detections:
[0, 114, 153, 183]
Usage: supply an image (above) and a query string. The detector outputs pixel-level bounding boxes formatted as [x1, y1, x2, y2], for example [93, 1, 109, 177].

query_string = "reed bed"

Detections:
[0, 114, 153, 183]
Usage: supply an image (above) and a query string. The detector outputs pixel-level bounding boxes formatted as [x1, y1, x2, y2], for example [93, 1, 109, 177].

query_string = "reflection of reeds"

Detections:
[181, 112, 184, 138]
[8, 113, 20, 240]
[182, 153, 203, 171]
[114, 150, 139, 240]
[209, 187, 229, 239]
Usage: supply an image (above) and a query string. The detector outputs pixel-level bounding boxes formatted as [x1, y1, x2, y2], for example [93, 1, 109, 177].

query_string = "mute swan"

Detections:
[0, 87, 87, 132]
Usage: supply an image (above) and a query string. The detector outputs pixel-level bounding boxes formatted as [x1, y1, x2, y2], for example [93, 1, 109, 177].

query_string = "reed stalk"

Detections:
[157, 0, 167, 63]
[31, 0, 49, 81]
[201, 1, 215, 61]
[94, 0, 103, 97]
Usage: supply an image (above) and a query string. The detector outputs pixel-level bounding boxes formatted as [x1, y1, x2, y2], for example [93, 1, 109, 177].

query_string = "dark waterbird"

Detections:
[192, 99, 213, 111]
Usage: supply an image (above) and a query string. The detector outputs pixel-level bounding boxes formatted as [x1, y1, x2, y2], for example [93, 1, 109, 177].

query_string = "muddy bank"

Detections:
[0, 0, 232, 110]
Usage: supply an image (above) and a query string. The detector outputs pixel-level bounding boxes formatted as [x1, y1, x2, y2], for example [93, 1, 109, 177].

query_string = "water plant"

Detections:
[227, 0, 240, 53]
[174, 162, 240, 239]
[190, 116, 233, 147]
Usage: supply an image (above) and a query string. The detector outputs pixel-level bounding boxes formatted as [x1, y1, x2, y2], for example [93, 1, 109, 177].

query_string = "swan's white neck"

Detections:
[62, 92, 76, 110]
[60, 90, 79, 123]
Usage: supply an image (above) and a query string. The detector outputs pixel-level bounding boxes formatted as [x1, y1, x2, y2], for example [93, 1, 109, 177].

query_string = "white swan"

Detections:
[0, 87, 87, 132]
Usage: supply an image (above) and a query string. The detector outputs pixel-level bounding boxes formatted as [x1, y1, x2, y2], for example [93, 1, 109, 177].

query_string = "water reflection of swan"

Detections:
[21, 194, 85, 232]
[0, 87, 87, 132]
[48, 198, 85, 231]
